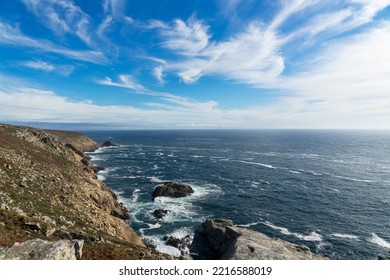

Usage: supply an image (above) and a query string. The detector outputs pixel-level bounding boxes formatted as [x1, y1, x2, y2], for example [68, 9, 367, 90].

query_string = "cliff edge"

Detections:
[0, 124, 171, 259]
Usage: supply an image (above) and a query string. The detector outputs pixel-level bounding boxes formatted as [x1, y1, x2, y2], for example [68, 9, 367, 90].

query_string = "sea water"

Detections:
[84, 130, 390, 259]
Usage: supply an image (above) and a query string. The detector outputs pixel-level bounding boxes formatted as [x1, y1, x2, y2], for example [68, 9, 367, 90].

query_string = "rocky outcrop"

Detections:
[101, 140, 119, 147]
[152, 182, 194, 199]
[0, 239, 83, 260]
[152, 209, 169, 220]
[0, 124, 173, 260]
[164, 235, 192, 256]
[190, 219, 327, 260]
[45, 129, 99, 152]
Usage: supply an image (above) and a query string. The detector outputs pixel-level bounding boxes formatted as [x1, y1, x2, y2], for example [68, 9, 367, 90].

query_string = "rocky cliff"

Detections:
[0, 124, 171, 260]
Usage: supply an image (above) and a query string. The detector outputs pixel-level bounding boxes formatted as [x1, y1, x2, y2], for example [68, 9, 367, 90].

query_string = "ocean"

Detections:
[83, 130, 390, 259]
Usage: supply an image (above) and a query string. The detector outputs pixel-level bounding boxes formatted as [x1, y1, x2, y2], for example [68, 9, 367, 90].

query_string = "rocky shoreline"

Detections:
[0, 124, 327, 260]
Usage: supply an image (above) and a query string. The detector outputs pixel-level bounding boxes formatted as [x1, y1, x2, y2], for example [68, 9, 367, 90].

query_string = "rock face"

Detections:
[101, 140, 119, 147]
[45, 129, 99, 152]
[152, 182, 194, 199]
[0, 124, 172, 260]
[0, 239, 84, 260]
[190, 219, 327, 260]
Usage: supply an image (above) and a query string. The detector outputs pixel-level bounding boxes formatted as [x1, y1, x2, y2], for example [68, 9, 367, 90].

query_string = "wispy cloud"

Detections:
[21, 0, 93, 46]
[97, 74, 219, 111]
[151, 0, 390, 87]
[159, 19, 284, 85]
[20, 60, 75, 76]
[0, 74, 226, 128]
[22, 60, 55, 72]
[153, 66, 165, 85]
[157, 16, 210, 56]
[0, 21, 108, 64]
[103, 0, 133, 22]
[267, 21, 390, 128]
[97, 75, 146, 92]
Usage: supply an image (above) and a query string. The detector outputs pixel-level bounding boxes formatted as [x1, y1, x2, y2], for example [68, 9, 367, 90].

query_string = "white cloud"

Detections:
[164, 21, 284, 85]
[97, 16, 114, 39]
[0, 74, 229, 128]
[152, 0, 390, 88]
[268, 22, 390, 128]
[20, 60, 75, 76]
[0, 21, 108, 64]
[97, 75, 145, 92]
[103, 0, 132, 22]
[96, 74, 218, 111]
[153, 66, 165, 84]
[158, 17, 210, 56]
[21, 0, 93, 46]
[22, 60, 55, 72]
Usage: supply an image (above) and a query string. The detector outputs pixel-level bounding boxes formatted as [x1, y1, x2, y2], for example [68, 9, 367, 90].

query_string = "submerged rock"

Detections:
[0, 239, 84, 260]
[190, 219, 327, 260]
[152, 182, 194, 199]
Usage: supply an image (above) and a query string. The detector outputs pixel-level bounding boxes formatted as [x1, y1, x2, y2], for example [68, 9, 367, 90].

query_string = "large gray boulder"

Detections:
[0, 239, 84, 260]
[152, 182, 194, 199]
[190, 219, 327, 260]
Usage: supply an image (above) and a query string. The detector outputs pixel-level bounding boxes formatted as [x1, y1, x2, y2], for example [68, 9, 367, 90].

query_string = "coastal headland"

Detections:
[0, 124, 326, 260]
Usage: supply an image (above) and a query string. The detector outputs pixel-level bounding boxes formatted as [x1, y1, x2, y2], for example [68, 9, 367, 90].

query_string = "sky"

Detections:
[1, 0, 390, 130]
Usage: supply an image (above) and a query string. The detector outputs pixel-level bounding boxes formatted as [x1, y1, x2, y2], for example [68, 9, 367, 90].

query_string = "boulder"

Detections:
[101, 140, 119, 147]
[164, 235, 192, 255]
[0, 239, 84, 260]
[190, 219, 327, 260]
[152, 209, 169, 220]
[152, 182, 194, 199]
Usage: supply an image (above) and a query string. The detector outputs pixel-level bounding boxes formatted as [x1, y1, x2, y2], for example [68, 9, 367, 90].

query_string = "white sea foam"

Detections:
[307, 170, 322, 176]
[131, 188, 140, 204]
[368, 233, 390, 249]
[189, 182, 224, 199]
[289, 170, 301, 174]
[238, 160, 276, 169]
[141, 234, 182, 257]
[331, 233, 359, 240]
[264, 221, 322, 242]
[237, 221, 262, 228]
[148, 176, 165, 183]
[153, 164, 159, 170]
[192, 155, 205, 158]
[334, 175, 375, 183]
[97, 174, 106, 181]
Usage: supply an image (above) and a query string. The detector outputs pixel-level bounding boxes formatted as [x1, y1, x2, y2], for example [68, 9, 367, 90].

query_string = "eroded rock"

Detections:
[0, 239, 84, 260]
[152, 182, 194, 199]
[152, 209, 169, 220]
[190, 219, 327, 260]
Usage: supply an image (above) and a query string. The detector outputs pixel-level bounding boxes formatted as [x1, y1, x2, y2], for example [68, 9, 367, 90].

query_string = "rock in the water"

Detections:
[152, 182, 194, 199]
[91, 165, 105, 173]
[0, 239, 84, 260]
[152, 209, 169, 220]
[164, 235, 192, 255]
[101, 140, 119, 147]
[190, 219, 327, 260]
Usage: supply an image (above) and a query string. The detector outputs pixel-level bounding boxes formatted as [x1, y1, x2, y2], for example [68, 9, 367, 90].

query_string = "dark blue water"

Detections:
[84, 130, 390, 259]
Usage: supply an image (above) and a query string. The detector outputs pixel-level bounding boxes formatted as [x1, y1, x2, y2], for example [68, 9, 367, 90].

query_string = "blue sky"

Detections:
[1, 0, 390, 129]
